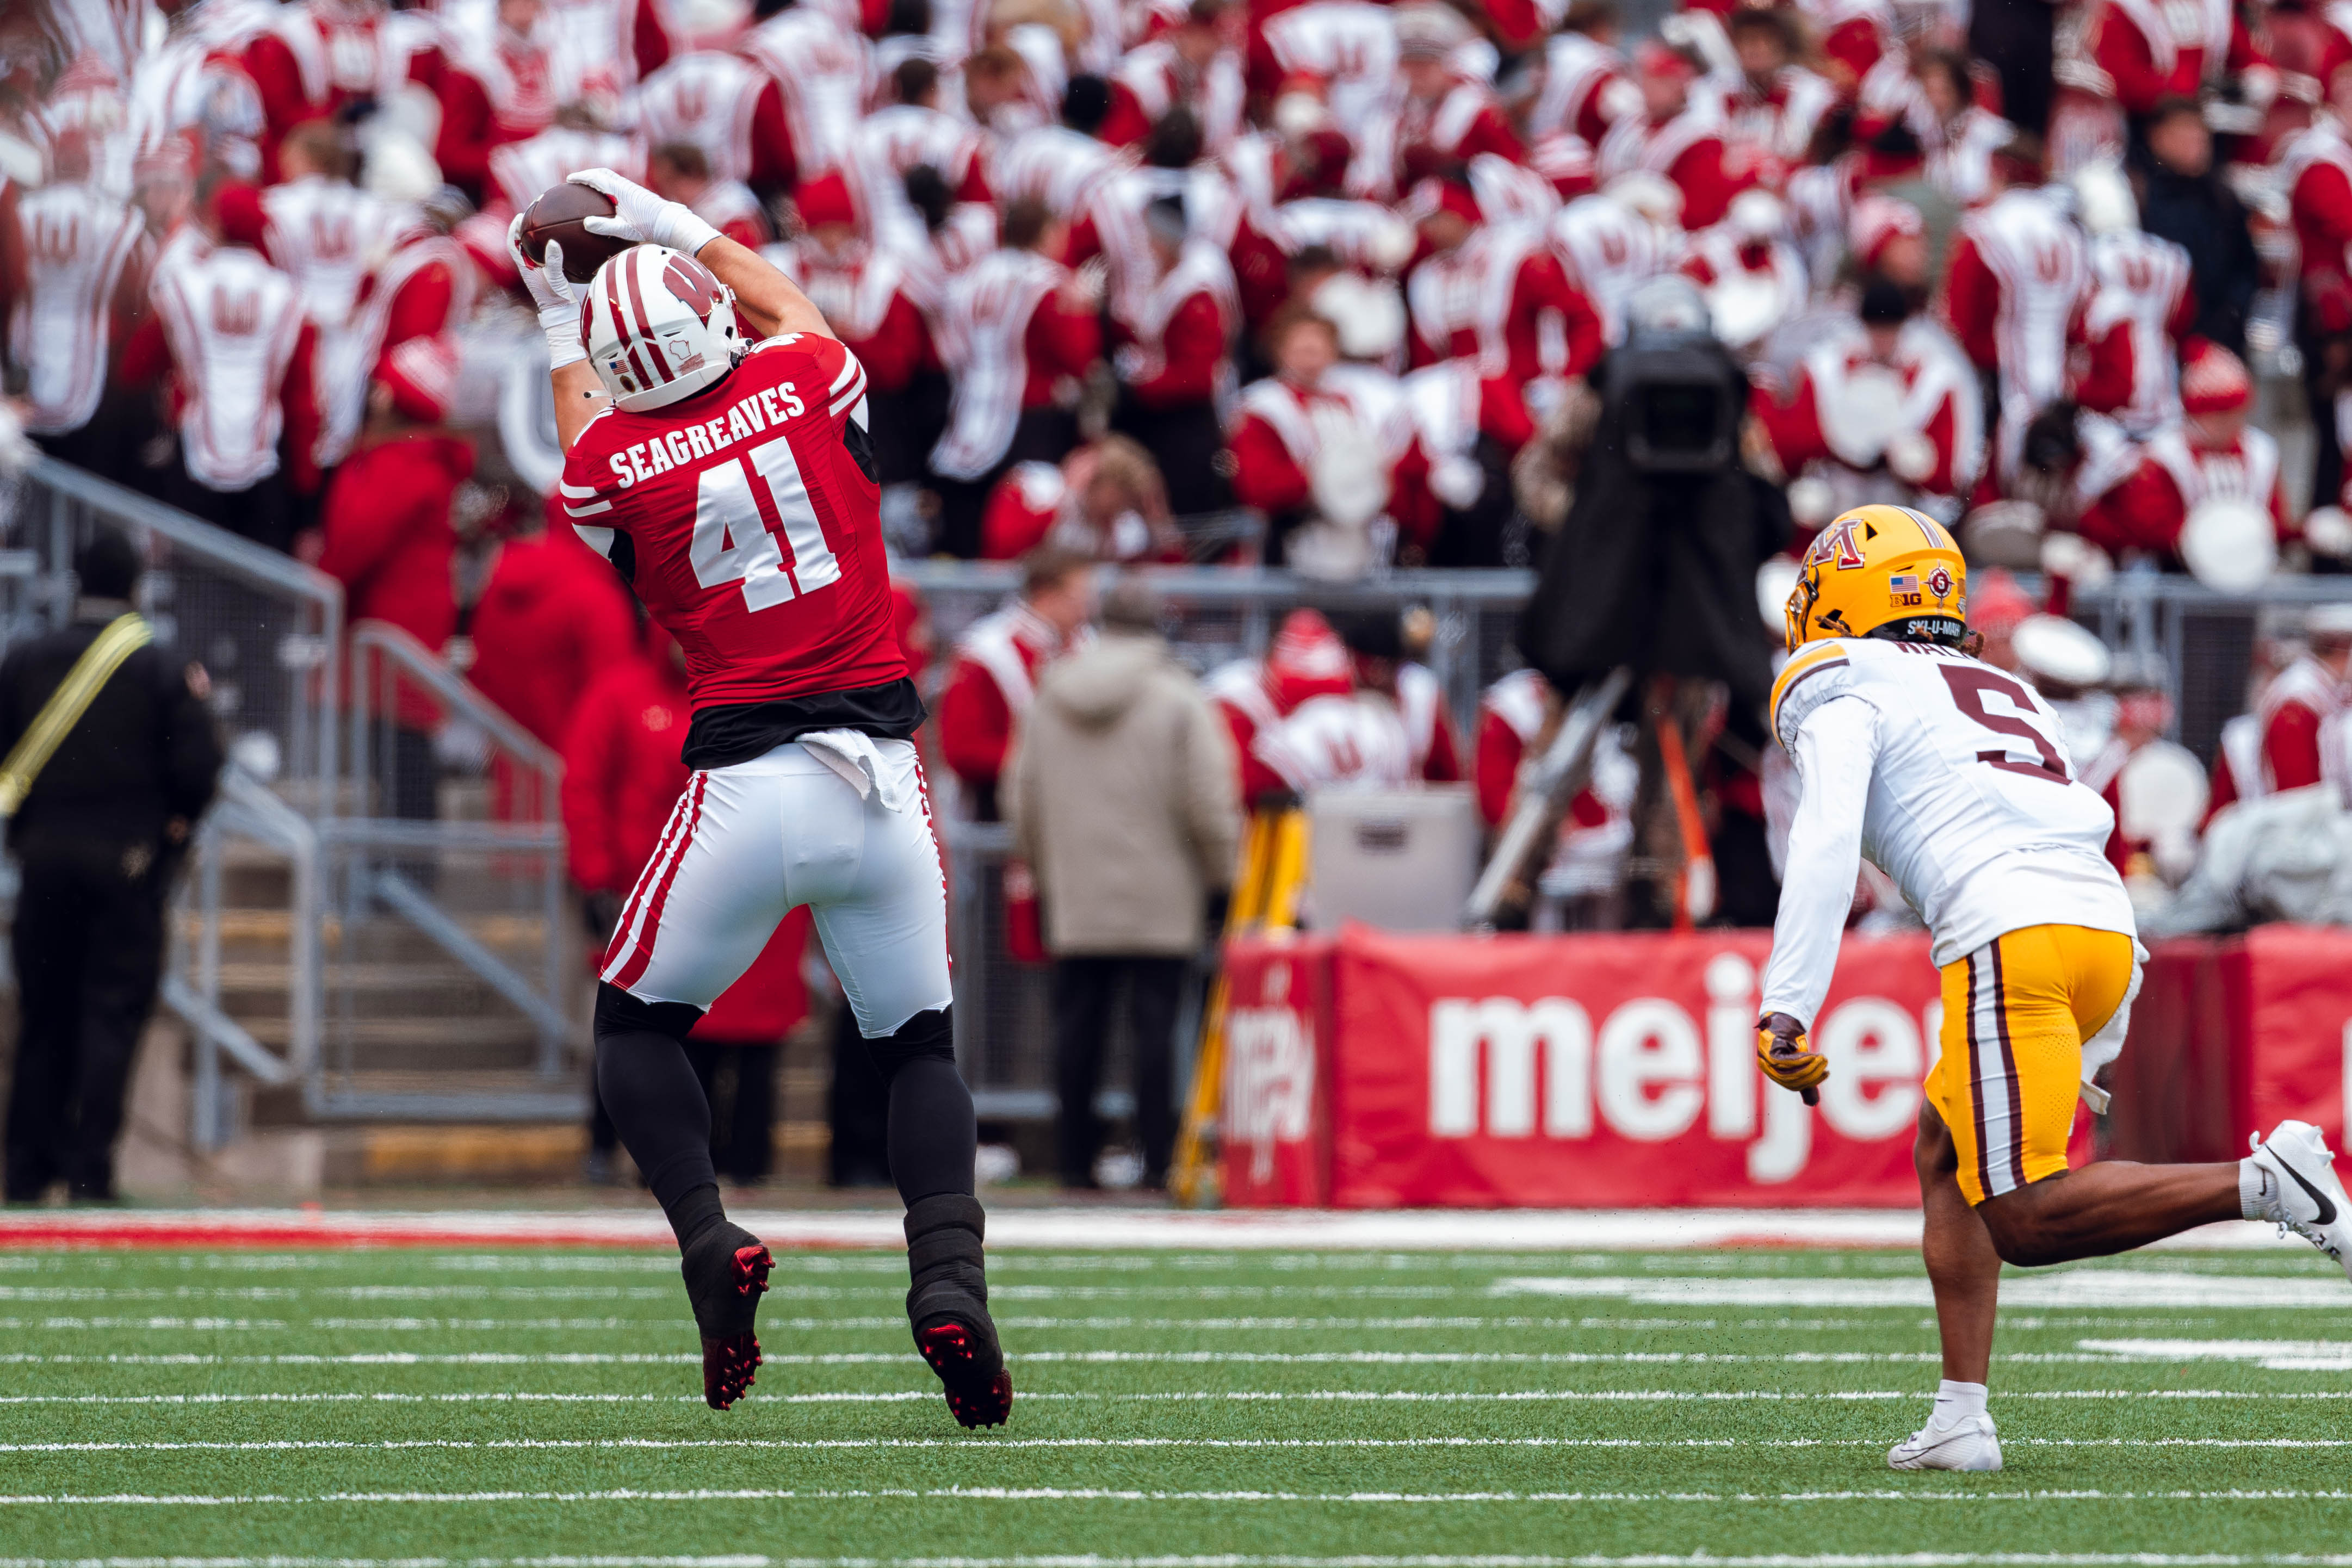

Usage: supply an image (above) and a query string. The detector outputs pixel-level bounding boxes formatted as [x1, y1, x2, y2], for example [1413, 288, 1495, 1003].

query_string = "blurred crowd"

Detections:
[10, 0, 2352, 579]
[22, 0, 2352, 1182]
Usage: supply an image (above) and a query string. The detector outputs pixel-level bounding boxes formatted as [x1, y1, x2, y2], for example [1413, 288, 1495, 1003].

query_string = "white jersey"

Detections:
[151, 245, 306, 492]
[10, 182, 147, 436]
[1759, 635, 2136, 1027]
[634, 50, 769, 186]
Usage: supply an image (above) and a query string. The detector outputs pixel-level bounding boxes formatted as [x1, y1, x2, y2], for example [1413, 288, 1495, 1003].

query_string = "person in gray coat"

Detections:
[1006, 578, 1242, 1189]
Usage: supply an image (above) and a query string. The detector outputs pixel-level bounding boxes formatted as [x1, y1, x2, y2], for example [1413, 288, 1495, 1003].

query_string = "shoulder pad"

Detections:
[1770, 640, 1861, 751]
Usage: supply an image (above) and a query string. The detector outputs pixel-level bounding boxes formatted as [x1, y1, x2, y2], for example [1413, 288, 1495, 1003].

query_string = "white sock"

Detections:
[2240, 1157, 2274, 1221]
[1931, 1379, 1988, 1427]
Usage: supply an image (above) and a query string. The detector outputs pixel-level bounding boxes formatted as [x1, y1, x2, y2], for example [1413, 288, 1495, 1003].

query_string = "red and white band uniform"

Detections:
[1102, 39, 1248, 155]
[1109, 236, 1241, 409]
[634, 51, 792, 190]
[1203, 609, 1357, 801]
[8, 177, 148, 436]
[1679, 220, 1809, 347]
[1388, 357, 1536, 551]
[1529, 29, 1642, 150]
[1257, 1, 1402, 145]
[1249, 663, 1463, 792]
[2283, 109, 2352, 300]
[1406, 216, 1603, 395]
[1944, 184, 2091, 478]
[261, 173, 395, 464]
[1225, 363, 1412, 527]
[937, 599, 1085, 808]
[137, 240, 318, 494]
[2085, 0, 2270, 119]
[2208, 652, 2346, 815]
[2078, 425, 2289, 559]
[1596, 89, 1741, 232]
[1753, 314, 1986, 507]
[766, 232, 934, 401]
[1721, 63, 1837, 167]
[1549, 191, 1668, 345]
[1475, 666, 1634, 894]
[2069, 228, 2194, 437]
[562, 299, 947, 1037]
[929, 248, 1099, 481]
[739, 2, 872, 181]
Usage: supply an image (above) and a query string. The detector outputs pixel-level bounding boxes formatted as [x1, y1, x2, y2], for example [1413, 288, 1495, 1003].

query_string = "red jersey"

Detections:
[560, 333, 914, 766]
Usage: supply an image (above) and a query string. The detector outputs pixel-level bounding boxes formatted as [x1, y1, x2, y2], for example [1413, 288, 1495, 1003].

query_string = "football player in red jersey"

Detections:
[511, 169, 1009, 1429]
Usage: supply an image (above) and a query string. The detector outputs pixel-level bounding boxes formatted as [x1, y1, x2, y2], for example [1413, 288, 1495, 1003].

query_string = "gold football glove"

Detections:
[1756, 1012, 1827, 1101]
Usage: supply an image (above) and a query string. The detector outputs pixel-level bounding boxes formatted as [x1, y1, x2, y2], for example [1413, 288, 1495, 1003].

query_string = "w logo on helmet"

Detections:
[585, 245, 742, 413]
[661, 253, 725, 322]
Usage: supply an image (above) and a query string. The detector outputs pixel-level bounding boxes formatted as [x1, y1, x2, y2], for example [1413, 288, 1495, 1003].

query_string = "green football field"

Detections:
[3, 1237, 2351, 1565]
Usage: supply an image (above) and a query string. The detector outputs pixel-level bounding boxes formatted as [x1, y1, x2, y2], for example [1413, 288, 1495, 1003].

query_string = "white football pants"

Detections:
[599, 737, 952, 1038]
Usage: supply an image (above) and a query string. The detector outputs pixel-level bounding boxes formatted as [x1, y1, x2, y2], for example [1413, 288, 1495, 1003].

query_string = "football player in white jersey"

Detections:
[1757, 505, 2352, 1474]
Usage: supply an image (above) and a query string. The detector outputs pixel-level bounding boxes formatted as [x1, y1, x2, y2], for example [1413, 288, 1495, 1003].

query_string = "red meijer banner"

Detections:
[1220, 925, 2352, 1209]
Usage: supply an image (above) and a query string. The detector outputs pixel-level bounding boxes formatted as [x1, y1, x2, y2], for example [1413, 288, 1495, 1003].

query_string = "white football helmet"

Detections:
[581, 245, 745, 412]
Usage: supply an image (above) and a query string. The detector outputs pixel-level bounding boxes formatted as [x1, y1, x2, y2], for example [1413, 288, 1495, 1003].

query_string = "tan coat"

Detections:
[1005, 629, 1242, 957]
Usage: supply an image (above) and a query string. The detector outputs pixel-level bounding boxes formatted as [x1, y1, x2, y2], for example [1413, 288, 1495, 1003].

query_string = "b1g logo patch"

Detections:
[1889, 572, 1922, 608]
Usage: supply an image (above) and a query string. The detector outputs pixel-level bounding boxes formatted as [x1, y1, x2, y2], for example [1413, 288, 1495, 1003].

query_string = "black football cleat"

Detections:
[682, 1221, 772, 1410]
[905, 1193, 1012, 1428]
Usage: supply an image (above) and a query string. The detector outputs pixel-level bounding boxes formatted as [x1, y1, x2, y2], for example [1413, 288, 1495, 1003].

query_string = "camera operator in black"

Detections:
[1, 534, 221, 1203]
[1514, 278, 1790, 928]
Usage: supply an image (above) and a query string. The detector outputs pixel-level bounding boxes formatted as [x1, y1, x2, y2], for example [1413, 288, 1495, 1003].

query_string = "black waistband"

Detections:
[680, 677, 927, 770]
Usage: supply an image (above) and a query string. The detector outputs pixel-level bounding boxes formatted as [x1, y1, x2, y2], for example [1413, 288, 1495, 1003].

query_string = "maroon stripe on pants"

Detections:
[1988, 937, 2028, 1192]
[1965, 951, 1992, 1201]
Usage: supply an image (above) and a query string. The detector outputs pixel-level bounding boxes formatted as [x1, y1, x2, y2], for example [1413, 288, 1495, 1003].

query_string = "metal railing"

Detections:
[327, 621, 576, 1116]
[2073, 568, 2352, 765]
[3, 464, 586, 1144]
[895, 560, 1539, 749]
[15, 457, 343, 813]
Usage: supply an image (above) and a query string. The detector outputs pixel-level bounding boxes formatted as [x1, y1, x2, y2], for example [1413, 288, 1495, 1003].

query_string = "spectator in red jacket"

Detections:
[315, 336, 469, 820]
[469, 505, 637, 820]
[562, 625, 812, 1186]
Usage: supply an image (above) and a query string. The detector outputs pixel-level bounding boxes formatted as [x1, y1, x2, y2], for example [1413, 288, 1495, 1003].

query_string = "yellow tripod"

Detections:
[1167, 806, 1309, 1207]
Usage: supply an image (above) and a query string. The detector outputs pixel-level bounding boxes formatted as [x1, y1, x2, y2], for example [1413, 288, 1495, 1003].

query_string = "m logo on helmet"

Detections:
[1805, 518, 1866, 571]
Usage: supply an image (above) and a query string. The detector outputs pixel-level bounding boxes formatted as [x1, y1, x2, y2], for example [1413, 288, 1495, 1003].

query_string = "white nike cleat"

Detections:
[1888, 1414, 2003, 1472]
[2248, 1121, 2352, 1280]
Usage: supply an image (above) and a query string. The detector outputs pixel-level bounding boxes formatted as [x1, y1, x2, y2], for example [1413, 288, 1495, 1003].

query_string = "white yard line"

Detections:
[4, 1389, 2349, 1405]
[0, 1210, 2299, 1252]
[3, 1487, 2350, 1507]
[2, 1436, 2348, 1454]
[0, 1350, 2175, 1367]
[5, 1557, 2351, 1568]
[6, 1557, 2352, 1568]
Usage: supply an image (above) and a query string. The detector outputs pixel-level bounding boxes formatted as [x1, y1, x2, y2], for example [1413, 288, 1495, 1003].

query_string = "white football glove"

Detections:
[567, 166, 721, 257]
[506, 210, 585, 371]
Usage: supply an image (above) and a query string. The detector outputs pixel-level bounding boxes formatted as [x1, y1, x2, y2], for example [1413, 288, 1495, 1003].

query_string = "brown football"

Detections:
[517, 182, 632, 284]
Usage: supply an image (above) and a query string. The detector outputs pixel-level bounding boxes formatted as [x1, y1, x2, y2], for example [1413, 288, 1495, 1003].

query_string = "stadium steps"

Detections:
[177, 833, 586, 1152]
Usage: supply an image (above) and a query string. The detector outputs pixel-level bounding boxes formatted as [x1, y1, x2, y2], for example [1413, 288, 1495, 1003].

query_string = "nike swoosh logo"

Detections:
[2281, 1158, 2341, 1228]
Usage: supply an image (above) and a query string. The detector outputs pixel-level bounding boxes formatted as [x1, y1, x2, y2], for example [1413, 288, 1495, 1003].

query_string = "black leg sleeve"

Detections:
[862, 1006, 976, 1208]
[593, 983, 723, 1246]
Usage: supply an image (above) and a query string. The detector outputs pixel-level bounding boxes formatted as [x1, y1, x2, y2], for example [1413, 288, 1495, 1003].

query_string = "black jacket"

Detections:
[2140, 166, 2261, 357]
[0, 605, 223, 856]
[1515, 343, 1791, 714]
